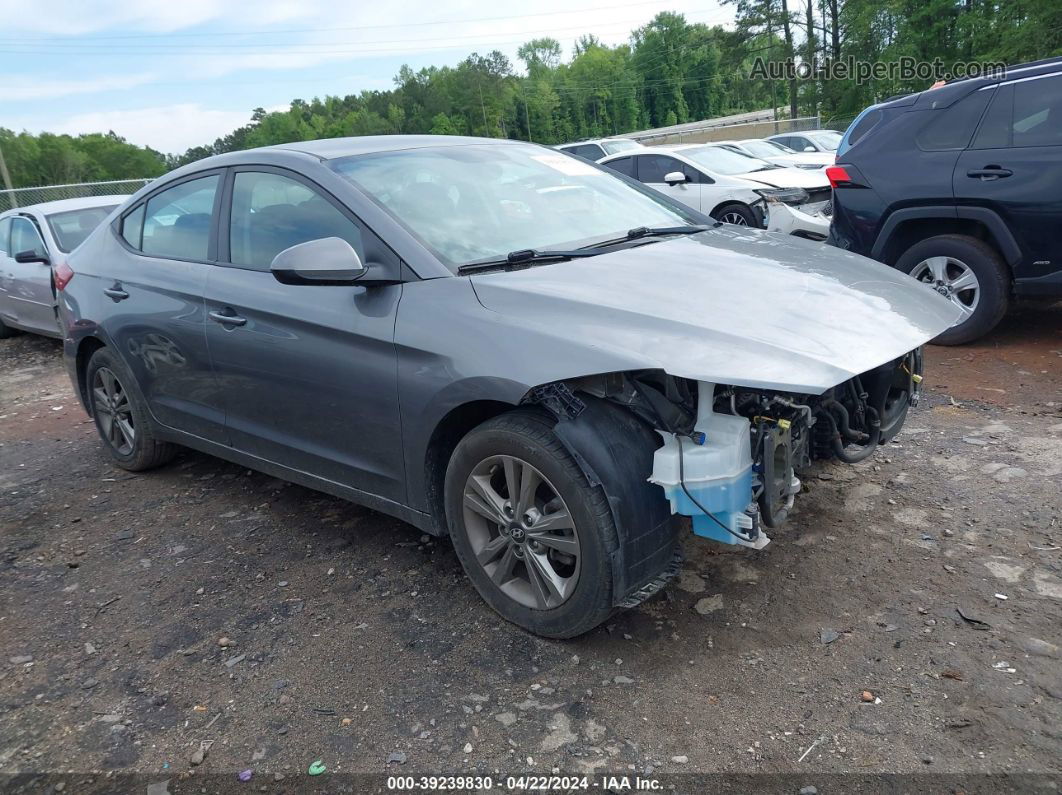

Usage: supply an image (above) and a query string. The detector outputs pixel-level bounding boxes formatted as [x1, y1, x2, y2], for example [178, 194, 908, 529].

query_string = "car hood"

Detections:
[469, 227, 962, 394]
[736, 166, 829, 189]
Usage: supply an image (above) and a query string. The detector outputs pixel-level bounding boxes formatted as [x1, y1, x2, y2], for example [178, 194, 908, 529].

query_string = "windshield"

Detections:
[808, 131, 842, 151]
[739, 140, 789, 159]
[332, 143, 694, 268]
[678, 145, 773, 175]
[46, 205, 118, 253]
[601, 139, 642, 155]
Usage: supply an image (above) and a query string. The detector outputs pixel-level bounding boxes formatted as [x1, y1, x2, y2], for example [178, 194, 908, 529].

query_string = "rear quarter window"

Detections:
[918, 89, 994, 151]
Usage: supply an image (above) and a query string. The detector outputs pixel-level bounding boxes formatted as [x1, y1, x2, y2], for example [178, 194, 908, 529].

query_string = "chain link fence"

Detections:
[0, 178, 153, 213]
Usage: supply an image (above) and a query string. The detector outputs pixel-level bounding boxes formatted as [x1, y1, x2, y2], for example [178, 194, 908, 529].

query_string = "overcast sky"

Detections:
[0, 0, 734, 155]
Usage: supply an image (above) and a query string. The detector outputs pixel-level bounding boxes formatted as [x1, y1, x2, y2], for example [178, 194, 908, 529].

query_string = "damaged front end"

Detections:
[555, 350, 923, 552]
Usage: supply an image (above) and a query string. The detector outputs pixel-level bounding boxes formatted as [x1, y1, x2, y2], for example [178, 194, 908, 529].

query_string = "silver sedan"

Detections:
[0, 195, 125, 338]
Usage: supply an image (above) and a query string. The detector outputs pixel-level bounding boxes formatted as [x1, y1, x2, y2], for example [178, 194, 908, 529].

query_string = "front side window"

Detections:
[332, 143, 694, 268]
[788, 136, 813, 151]
[47, 205, 118, 253]
[10, 217, 46, 258]
[637, 154, 698, 184]
[141, 175, 219, 260]
[229, 171, 364, 271]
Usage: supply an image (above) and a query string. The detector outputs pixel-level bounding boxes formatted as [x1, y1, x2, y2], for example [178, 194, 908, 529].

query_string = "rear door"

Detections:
[955, 72, 1062, 279]
[204, 166, 405, 501]
[105, 172, 227, 441]
[634, 153, 703, 211]
[6, 215, 56, 334]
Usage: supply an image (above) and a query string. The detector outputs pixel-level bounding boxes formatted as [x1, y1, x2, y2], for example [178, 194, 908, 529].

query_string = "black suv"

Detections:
[827, 57, 1062, 344]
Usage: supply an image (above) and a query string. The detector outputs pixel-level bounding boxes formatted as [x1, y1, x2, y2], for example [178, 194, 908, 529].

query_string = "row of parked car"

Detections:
[0, 56, 1057, 639]
[556, 131, 839, 242]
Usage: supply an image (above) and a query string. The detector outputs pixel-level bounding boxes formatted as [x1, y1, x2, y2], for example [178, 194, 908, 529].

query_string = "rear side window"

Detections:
[141, 175, 219, 260]
[229, 171, 364, 271]
[918, 89, 994, 151]
[603, 156, 635, 177]
[10, 217, 46, 258]
[0, 217, 10, 255]
[571, 144, 604, 161]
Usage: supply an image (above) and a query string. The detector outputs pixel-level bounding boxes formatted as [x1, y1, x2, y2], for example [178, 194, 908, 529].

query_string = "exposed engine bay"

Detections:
[552, 349, 924, 549]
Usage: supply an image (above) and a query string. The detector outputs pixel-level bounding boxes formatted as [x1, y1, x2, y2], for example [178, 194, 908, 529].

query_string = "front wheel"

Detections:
[444, 411, 618, 638]
[711, 202, 758, 227]
[896, 235, 1009, 345]
[86, 347, 177, 471]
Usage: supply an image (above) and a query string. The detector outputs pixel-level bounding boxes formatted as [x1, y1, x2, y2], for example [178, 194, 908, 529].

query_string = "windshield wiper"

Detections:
[457, 225, 712, 275]
[457, 248, 603, 274]
[580, 224, 712, 249]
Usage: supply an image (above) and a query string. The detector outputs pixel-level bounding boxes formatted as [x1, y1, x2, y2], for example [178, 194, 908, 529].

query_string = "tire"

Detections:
[444, 410, 618, 638]
[86, 347, 177, 471]
[896, 234, 1009, 345]
[711, 203, 758, 227]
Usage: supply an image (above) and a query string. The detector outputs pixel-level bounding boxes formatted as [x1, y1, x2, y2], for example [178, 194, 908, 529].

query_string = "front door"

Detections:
[635, 153, 703, 211]
[4, 216, 57, 334]
[955, 72, 1062, 280]
[203, 167, 406, 501]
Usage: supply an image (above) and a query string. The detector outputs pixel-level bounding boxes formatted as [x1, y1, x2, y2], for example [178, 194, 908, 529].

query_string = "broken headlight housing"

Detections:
[754, 187, 809, 205]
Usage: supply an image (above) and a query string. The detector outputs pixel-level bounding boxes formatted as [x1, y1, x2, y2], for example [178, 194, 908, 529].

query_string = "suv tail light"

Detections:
[54, 260, 75, 291]
[825, 165, 852, 188]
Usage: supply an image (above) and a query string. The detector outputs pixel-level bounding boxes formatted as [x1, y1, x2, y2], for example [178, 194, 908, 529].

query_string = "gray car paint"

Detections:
[61, 135, 960, 533]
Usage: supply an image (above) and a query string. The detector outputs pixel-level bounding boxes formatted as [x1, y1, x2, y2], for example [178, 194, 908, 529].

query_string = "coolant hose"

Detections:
[830, 405, 881, 463]
[823, 399, 868, 443]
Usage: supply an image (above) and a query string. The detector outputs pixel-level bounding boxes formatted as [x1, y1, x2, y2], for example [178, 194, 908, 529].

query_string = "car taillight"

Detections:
[54, 261, 75, 291]
[825, 165, 852, 188]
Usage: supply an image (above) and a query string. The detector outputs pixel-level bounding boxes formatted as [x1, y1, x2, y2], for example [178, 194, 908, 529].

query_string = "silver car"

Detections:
[60, 137, 959, 638]
[0, 196, 125, 338]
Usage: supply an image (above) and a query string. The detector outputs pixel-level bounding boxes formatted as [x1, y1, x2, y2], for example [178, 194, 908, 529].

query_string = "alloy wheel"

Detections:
[910, 256, 980, 318]
[92, 367, 135, 456]
[462, 455, 580, 610]
[719, 211, 748, 226]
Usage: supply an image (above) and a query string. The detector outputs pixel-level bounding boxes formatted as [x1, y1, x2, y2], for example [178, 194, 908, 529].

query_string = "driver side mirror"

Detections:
[270, 237, 367, 286]
[803, 146, 816, 153]
[663, 171, 688, 186]
[15, 249, 49, 265]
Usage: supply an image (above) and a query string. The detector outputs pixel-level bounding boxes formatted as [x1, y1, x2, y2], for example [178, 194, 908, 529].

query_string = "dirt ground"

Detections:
[1, 301, 1060, 792]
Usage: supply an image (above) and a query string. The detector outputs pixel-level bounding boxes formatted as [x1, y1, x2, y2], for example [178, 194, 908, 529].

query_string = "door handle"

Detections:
[209, 309, 247, 326]
[103, 286, 129, 301]
[967, 166, 1013, 180]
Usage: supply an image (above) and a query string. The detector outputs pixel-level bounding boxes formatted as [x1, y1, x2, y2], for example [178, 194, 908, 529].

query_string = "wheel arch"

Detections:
[75, 336, 108, 413]
[873, 206, 1022, 272]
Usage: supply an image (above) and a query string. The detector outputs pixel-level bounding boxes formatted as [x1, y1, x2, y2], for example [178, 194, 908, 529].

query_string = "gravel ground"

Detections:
[1, 302, 1060, 792]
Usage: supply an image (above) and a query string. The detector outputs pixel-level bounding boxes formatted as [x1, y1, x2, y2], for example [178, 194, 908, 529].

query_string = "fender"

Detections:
[872, 205, 1023, 265]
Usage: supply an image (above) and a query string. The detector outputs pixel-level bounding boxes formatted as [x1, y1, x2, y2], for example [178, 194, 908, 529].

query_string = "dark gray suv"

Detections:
[60, 136, 958, 637]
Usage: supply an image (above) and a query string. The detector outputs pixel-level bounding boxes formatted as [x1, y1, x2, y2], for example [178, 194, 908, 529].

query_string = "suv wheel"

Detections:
[86, 347, 178, 471]
[444, 411, 617, 638]
[896, 234, 1009, 345]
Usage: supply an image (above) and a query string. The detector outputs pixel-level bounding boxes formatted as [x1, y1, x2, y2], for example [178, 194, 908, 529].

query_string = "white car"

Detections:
[598, 144, 832, 238]
[717, 138, 833, 170]
[0, 195, 126, 339]
[556, 138, 645, 162]
[765, 129, 843, 154]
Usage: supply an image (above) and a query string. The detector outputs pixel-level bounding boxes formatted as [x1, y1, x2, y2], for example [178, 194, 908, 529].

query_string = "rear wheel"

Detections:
[86, 347, 177, 471]
[896, 234, 1009, 345]
[711, 203, 758, 227]
[445, 411, 617, 638]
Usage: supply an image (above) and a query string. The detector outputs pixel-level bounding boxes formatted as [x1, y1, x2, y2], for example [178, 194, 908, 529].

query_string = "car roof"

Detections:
[1, 194, 129, 217]
[265, 134, 517, 160]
